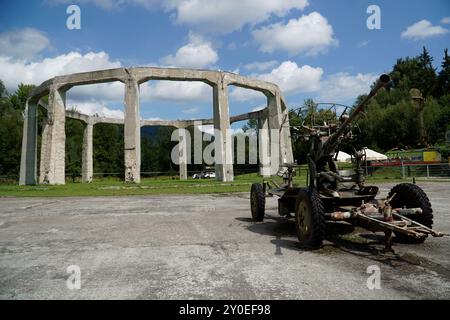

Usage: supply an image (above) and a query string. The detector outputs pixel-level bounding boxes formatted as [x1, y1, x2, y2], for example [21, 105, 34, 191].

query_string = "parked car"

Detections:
[192, 171, 216, 179]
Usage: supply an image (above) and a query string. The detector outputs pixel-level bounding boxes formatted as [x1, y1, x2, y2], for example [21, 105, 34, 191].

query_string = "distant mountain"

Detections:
[141, 126, 159, 139]
[141, 124, 215, 141]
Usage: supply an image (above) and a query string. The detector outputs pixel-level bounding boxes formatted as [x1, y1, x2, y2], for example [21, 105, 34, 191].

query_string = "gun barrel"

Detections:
[323, 74, 391, 155]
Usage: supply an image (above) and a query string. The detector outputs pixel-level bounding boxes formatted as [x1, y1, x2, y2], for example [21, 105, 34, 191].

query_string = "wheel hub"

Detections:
[298, 201, 311, 236]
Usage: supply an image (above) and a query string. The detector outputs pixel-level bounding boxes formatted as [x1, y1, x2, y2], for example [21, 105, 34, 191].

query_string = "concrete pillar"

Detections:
[124, 78, 141, 183]
[178, 128, 188, 180]
[82, 121, 94, 183]
[19, 100, 38, 185]
[212, 79, 234, 182]
[39, 120, 49, 184]
[40, 86, 66, 184]
[267, 91, 294, 174]
[258, 111, 271, 177]
[280, 98, 294, 164]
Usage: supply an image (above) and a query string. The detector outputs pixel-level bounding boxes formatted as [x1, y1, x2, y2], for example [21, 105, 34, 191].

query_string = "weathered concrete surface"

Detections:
[124, 78, 141, 183]
[213, 80, 233, 182]
[19, 101, 38, 185]
[42, 86, 66, 185]
[280, 97, 294, 164]
[177, 129, 189, 180]
[258, 111, 271, 177]
[1, 182, 449, 299]
[39, 121, 49, 184]
[22, 67, 291, 185]
[81, 122, 93, 183]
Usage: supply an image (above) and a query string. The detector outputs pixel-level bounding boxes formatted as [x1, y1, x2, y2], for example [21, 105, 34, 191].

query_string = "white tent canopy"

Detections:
[334, 149, 387, 162]
[335, 151, 351, 163]
[362, 148, 387, 161]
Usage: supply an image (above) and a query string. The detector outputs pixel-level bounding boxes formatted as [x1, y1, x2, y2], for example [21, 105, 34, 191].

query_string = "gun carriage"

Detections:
[250, 74, 446, 250]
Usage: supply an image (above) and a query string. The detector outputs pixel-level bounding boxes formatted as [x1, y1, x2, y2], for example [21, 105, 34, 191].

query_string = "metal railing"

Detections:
[364, 163, 450, 179]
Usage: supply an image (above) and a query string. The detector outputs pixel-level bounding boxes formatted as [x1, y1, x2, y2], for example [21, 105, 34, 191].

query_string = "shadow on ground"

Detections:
[235, 215, 445, 270]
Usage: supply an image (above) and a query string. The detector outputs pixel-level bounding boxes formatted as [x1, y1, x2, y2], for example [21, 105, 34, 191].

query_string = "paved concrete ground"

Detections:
[1, 182, 449, 299]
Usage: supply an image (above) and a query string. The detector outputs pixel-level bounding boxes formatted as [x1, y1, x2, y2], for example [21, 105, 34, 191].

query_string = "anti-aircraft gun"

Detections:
[306, 74, 391, 198]
[250, 74, 447, 250]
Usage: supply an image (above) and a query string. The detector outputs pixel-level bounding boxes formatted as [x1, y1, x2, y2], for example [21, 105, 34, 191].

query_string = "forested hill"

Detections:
[289, 47, 450, 164]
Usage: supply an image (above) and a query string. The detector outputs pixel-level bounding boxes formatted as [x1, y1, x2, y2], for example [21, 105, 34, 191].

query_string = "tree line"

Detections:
[0, 47, 449, 181]
[289, 47, 450, 164]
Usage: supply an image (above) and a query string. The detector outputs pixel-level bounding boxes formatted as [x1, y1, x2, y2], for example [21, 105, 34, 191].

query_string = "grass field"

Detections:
[0, 169, 428, 197]
[0, 173, 262, 197]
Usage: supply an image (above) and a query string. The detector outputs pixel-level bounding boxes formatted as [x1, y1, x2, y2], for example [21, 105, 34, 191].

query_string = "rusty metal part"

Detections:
[391, 212, 448, 237]
[354, 209, 447, 242]
[383, 203, 393, 222]
[357, 202, 379, 215]
[381, 199, 394, 252]
[321, 187, 340, 198]
[325, 211, 352, 220]
[394, 208, 423, 216]
[383, 230, 394, 253]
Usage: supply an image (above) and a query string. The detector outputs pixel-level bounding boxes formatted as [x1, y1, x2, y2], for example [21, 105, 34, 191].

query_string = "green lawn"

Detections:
[0, 169, 438, 198]
[0, 173, 266, 197]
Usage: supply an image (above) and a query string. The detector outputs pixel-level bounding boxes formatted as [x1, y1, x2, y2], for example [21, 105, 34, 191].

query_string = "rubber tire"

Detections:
[250, 183, 265, 222]
[388, 183, 433, 243]
[278, 199, 291, 217]
[295, 188, 326, 248]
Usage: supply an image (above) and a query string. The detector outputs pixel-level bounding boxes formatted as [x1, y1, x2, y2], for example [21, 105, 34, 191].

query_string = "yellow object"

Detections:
[423, 151, 441, 162]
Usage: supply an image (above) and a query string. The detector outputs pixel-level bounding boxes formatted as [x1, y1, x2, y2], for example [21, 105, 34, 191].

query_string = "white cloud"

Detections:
[182, 107, 199, 114]
[0, 48, 212, 104]
[230, 87, 266, 102]
[318, 72, 378, 102]
[0, 28, 50, 61]
[143, 80, 211, 102]
[199, 124, 244, 136]
[195, 124, 245, 136]
[441, 17, 450, 24]
[230, 61, 323, 101]
[259, 61, 323, 93]
[161, 33, 218, 68]
[67, 100, 124, 119]
[251, 105, 265, 112]
[230, 62, 377, 104]
[165, 0, 309, 34]
[46, 0, 160, 10]
[196, 124, 214, 135]
[68, 82, 125, 102]
[357, 40, 370, 48]
[0, 41, 133, 117]
[244, 60, 278, 72]
[0, 51, 121, 92]
[401, 20, 449, 40]
[252, 12, 338, 56]
[48, 0, 309, 34]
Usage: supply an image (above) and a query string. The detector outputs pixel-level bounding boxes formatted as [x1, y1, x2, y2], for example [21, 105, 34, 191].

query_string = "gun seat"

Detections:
[337, 169, 359, 190]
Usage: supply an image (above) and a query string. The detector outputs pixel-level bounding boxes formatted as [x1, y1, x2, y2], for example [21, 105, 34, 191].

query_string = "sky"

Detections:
[0, 0, 449, 128]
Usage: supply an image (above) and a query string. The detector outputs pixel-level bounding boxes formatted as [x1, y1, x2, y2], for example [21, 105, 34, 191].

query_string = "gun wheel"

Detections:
[295, 188, 325, 248]
[388, 183, 433, 243]
[250, 183, 265, 222]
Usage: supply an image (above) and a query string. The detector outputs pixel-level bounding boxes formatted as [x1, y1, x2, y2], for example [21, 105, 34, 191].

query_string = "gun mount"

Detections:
[250, 74, 447, 250]
[307, 74, 391, 191]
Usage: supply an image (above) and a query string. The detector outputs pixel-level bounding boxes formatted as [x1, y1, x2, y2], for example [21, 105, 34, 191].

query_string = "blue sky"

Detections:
[0, 0, 449, 127]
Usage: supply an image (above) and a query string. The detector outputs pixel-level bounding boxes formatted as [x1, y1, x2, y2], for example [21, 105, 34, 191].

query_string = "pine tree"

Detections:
[417, 46, 438, 96]
[437, 48, 450, 96]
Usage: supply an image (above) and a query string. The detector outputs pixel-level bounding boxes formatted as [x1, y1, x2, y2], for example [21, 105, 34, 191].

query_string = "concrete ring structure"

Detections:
[19, 67, 293, 185]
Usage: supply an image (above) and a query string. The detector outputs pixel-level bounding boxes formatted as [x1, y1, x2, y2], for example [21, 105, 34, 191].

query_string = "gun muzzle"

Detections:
[379, 74, 391, 84]
[372, 74, 391, 92]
